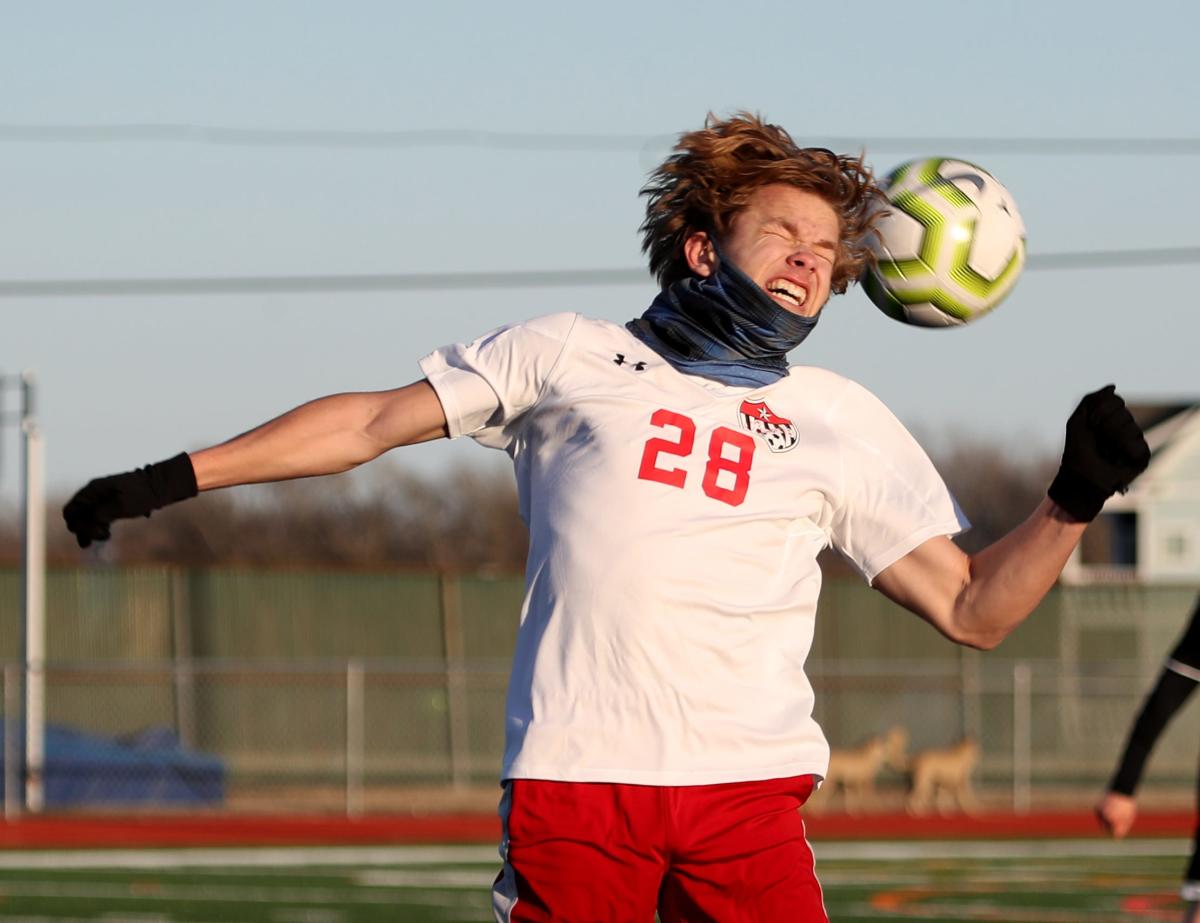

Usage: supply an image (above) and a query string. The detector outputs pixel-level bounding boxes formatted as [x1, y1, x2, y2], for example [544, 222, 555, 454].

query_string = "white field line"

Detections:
[271, 910, 347, 923]
[813, 838, 1191, 861]
[357, 868, 496, 888]
[0, 879, 483, 906]
[816, 872, 1175, 890]
[0, 918, 226, 923]
[0, 838, 1186, 870]
[0, 878, 391, 902]
[0, 845, 498, 870]
[839, 900, 1156, 923]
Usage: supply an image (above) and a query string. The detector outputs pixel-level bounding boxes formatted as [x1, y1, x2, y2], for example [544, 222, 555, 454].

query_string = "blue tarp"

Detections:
[0, 721, 225, 807]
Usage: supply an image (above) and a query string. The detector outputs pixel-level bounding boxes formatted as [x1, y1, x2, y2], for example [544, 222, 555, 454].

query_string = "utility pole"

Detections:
[1, 372, 45, 814]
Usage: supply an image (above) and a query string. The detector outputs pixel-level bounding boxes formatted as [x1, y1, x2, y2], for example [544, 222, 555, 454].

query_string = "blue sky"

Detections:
[2, 0, 1197, 502]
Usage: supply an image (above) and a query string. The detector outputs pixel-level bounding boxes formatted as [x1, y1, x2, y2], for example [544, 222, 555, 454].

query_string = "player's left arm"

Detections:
[873, 385, 1150, 650]
[873, 500, 1083, 649]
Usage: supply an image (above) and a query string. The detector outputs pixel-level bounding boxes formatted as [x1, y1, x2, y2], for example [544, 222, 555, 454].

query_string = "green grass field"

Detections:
[0, 840, 1189, 922]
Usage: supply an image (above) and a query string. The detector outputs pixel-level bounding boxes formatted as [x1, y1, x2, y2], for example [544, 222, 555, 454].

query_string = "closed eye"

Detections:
[766, 223, 838, 261]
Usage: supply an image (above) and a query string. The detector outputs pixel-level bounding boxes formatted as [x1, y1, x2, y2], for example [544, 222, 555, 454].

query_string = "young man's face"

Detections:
[685, 184, 841, 318]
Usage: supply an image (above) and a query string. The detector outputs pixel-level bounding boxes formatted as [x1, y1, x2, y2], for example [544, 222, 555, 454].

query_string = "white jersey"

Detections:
[420, 313, 967, 786]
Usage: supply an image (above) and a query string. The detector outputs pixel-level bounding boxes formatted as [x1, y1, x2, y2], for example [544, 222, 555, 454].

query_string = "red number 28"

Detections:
[637, 409, 755, 506]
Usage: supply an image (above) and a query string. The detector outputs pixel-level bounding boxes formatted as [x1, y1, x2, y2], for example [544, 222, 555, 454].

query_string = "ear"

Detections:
[682, 230, 717, 278]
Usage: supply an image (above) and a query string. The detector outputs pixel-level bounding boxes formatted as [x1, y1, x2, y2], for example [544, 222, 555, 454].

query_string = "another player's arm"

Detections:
[874, 385, 1150, 651]
[63, 380, 448, 547]
[1095, 599, 1200, 837]
[1093, 668, 1199, 837]
[192, 380, 447, 489]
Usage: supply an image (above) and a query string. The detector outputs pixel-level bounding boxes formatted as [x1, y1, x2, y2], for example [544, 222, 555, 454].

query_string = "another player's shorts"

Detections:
[491, 774, 827, 922]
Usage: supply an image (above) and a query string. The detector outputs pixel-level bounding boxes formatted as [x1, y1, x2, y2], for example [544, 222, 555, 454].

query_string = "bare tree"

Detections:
[63, 458, 529, 573]
[929, 436, 1057, 554]
[818, 432, 1056, 577]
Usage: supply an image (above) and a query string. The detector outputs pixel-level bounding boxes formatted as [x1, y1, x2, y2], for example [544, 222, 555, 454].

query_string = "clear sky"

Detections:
[2, 0, 1197, 504]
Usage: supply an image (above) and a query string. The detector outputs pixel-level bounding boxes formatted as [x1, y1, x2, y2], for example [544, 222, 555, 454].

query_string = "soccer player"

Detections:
[65, 113, 1149, 922]
[1097, 597, 1200, 923]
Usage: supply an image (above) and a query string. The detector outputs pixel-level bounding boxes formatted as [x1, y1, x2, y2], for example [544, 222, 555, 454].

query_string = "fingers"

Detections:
[1084, 388, 1126, 429]
[1051, 384, 1149, 520]
[62, 481, 117, 549]
[62, 505, 91, 547]
[1114, 434, 1151, 473]
[1094, 806, 1121, 838]
[1095, 793, 1137, 838]
[1087, 397, 1126, 429]
[1096, 409, 1149, 458]
[64, 513, 110, 549]
[1078, 386, 1151, 472]
[70, 521, 111, 549]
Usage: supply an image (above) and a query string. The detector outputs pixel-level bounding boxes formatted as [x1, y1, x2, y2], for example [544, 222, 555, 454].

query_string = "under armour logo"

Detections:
[614, 354, 646, 371]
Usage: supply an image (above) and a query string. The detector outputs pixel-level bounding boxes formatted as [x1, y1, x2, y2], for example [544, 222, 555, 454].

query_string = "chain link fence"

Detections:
[1, 567, 1197, 814]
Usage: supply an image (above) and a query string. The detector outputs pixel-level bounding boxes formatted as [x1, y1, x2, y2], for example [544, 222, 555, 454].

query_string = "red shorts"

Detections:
[492, 774, 826, 922]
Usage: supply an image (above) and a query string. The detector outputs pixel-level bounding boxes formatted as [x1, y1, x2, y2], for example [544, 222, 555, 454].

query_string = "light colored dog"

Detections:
[815, 726, 908, 814]
[905, 737, 981, 815]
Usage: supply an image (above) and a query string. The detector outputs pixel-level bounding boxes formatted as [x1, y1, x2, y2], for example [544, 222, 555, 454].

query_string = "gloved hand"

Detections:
[62, 452, 198, 548]
[1048, 385, 1150, 522]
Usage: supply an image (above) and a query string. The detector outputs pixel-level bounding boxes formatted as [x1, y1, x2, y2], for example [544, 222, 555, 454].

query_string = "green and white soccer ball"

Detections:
[862, 157, 1026, 327]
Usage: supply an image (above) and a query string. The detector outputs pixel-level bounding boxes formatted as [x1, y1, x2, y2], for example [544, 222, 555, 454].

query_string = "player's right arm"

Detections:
[63, 380, 447, 547]
[191, 380, 447, 489]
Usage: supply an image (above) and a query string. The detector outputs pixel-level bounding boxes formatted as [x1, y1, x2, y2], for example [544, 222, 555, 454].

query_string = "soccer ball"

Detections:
[862, 157, 1026, 327]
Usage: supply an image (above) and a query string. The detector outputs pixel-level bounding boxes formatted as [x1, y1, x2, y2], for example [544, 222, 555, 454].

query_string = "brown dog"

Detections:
[815, 727, 908, 814]
[905, 737, 980, 815]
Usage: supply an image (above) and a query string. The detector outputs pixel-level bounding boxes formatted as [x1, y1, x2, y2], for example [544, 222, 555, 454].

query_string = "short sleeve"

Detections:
[828, 382, 969, 583]
[419, 313, 577, 449]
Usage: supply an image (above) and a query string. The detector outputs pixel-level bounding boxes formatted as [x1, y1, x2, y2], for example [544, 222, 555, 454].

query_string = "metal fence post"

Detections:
[1012, 661, 1033, 814]
[3, 665, 19, 820]
[170, 569, 196, 749]
[21, 399, 45, 814]
[959, 648, 982, 743]
[345, 659, 365, 817]
[440, 575, 470, 788]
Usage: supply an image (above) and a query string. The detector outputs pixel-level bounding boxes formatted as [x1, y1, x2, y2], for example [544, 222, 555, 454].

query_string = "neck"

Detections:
[627, 247, 820, 387]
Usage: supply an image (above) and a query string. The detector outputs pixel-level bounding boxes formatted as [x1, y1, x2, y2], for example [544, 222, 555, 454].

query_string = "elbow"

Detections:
[946, 618, 1010, 651]
[945, 588, 1022, 652]
[959, 631, 1006, 652]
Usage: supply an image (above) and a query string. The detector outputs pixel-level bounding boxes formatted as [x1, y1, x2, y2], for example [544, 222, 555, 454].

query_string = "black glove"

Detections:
[1048, 385, 1150, 522]
[62, 452, 198, 548]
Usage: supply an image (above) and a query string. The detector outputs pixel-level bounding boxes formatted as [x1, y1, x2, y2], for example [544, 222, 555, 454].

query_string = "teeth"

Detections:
[768, 279, 807, 306]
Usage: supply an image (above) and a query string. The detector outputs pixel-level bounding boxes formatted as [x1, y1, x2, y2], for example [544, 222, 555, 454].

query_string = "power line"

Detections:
[1026, 247, 1200, 270]
[0, 124, 653, 152]
[0, 268, 650, 297]
[2, 247, 1197, 298]
[3, 123, 1200, 155]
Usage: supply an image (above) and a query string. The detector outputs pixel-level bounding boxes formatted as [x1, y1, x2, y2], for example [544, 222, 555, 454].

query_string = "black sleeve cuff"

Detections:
[1047, 467, 1109, 522]
[145, 452, 199, 508]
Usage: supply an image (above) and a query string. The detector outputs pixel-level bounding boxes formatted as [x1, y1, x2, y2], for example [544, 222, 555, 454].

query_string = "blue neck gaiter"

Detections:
[626, 244, 820, 387]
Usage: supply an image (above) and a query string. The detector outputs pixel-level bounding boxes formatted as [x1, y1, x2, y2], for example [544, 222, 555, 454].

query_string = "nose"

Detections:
[788, 246, 817, 271]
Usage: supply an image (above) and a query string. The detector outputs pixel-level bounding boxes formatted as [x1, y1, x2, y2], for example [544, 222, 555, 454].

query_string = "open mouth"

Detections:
[766, 279, 808, 310]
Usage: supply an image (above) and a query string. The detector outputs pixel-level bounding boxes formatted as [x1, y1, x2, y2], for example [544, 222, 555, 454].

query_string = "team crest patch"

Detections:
[738, 399, 799, 453]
